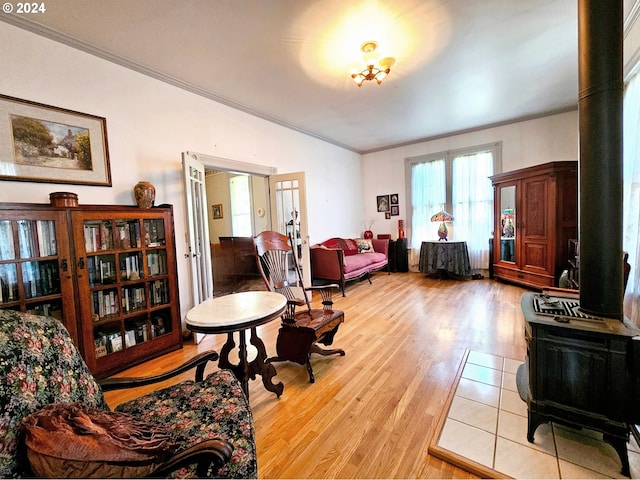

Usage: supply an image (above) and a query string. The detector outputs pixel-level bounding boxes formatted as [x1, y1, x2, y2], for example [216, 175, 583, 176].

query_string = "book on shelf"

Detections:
[94, 331, 124, 355]
[110, 334, 123, 352]
[124, 329, 137, 348]
[95, 339, 108, 358]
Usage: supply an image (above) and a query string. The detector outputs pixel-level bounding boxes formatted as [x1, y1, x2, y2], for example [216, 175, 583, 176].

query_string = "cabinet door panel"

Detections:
[71, 208, 181, 378]
[0, 210, 78, 344]
[522, 243, 548, 271]
[522, 178, 548, 239]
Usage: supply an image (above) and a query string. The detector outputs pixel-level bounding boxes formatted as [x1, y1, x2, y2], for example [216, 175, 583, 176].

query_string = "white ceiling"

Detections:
[1, 1, 594, 153]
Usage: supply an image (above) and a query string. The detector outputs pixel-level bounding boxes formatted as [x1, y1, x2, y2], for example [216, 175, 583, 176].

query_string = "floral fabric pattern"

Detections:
[0, 309, 257, 479]
[0, 310, 107, 478]
[115, 370, 257, 479]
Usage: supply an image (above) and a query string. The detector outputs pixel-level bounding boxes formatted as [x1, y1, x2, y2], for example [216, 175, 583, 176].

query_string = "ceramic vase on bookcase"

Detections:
[133, 181, 155, 209]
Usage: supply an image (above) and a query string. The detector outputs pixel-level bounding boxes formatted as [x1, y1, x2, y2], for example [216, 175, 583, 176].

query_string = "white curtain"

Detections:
[623, 72, 640, 323]
[452, 152, 494, 269]
[410, 159, 445, 252]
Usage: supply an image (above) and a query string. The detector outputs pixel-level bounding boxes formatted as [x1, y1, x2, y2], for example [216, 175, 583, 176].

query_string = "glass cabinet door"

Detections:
[72, 210, 178, 378]
[499, 185, 516, 263]
[0, 211, 78, 342]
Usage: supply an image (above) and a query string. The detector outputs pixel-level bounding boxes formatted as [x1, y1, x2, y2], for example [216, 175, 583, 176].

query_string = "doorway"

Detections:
[182, 152, 310, 300]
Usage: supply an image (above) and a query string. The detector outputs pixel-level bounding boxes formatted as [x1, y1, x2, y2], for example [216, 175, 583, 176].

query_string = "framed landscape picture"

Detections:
[0, 94, 111, 186]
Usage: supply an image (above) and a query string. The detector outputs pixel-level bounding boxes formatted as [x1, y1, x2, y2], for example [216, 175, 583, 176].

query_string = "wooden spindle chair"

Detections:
[253, 231, 345, 383]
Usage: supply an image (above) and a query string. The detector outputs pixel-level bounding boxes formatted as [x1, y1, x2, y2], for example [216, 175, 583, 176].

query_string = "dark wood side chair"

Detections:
[253, 231, 345, 383]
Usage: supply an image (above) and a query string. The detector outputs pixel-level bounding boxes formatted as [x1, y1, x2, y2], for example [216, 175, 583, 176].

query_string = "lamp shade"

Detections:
[430, 210, 454, 222]
[431, 209, 453, 241]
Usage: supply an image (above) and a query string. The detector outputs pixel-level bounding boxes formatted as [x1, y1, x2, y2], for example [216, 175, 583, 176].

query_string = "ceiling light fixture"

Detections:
[350, 41, 396, 87]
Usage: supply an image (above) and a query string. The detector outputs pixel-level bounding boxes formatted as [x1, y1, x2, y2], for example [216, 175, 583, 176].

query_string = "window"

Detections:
[229, 175, 252, 236]
[623, 72, 640, 322]
[406, 142, 501, 270]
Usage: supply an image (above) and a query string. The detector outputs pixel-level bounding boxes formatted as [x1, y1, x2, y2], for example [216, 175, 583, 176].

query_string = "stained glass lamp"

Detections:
[431, 210, 454, 241]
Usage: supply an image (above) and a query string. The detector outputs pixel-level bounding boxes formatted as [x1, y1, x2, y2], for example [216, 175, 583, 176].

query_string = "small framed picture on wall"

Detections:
[212, 204, 223, 219]
[390, 193, 399, 205]
[391, 205, 399, 216]
[377, 195, 390, 212]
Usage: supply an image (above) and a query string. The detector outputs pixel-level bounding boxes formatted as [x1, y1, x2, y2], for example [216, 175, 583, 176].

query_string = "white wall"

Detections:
[0, 22, 362, 322]
[360, 110, 579, 239]
[205, 172, 233, 241]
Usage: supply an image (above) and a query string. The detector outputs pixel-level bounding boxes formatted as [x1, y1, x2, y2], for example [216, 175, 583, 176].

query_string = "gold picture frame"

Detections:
[212, 204, 223, 219]
[0, 94, 111, 186]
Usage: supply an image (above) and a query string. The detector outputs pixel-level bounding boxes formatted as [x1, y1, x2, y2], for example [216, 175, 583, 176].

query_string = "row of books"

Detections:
[87, 256, 117, 285]
[122, 286, 146, 313]
[92, 282, 170, 319]
[143, 219, 166, 247]
[84, 222, 114, 253]
[92, 289, 119, 319]
[0, 220, 58, 261]
[94, 317, 169, 357]
[89, 252, 170, 285]
[0, 261, 61, 303]
[119, 253, 142, 281]
[147, 251, 167, 276]
[26, 302, 63, 320]
[84, 220, 166, 254]
[94, 331, 123, 357]
[22, 261, 60, 299]
[150, 279, 169, 306]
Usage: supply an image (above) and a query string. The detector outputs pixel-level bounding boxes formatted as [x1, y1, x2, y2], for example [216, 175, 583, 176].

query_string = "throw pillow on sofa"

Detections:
[355, 238, 375, 253]
[320, 238, 359, 256]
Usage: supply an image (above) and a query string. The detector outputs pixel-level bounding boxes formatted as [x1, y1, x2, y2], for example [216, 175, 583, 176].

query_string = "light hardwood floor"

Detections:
[104, 271, 529, 479]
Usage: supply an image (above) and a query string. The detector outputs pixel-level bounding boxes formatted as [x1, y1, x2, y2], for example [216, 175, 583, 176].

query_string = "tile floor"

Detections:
[434, 350, 640, 479]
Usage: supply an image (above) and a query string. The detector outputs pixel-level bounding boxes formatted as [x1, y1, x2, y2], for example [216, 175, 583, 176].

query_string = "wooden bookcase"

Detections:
[0, 201, 182, 379]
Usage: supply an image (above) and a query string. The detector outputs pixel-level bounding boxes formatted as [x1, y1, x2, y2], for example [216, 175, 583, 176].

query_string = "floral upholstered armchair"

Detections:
[0, 310, 257, 478]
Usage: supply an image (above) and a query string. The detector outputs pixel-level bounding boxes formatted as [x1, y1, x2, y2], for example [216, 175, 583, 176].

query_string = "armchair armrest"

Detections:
[98, 351, 219, 391]
[310, 246, 344, 281]
[150, 439, 234, 478]
[99, 350, 235, 476]
[372, 238, 389, 257]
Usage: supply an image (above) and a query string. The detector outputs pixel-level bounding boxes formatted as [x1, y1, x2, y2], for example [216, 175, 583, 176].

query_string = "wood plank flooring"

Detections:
[104, 271, 529, 479]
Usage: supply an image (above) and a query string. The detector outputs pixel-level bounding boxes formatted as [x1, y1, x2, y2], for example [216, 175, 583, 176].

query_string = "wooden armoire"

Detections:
[490, 161, 578, 289]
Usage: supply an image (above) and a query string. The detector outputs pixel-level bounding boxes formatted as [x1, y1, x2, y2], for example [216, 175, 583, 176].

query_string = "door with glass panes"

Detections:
[0, 209, 79, 343]
[71, 208, 180, 378]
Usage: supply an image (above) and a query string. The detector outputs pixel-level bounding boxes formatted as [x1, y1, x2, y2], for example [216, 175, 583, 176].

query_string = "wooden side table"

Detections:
[185, 291, 287, 399]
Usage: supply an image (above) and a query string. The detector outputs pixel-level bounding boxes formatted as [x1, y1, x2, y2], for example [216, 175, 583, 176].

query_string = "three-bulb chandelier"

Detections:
[350, 41, 396, 87]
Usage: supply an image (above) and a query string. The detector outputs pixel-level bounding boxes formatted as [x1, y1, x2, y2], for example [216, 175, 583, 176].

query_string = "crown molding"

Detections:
[0, 15, 360, 153]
